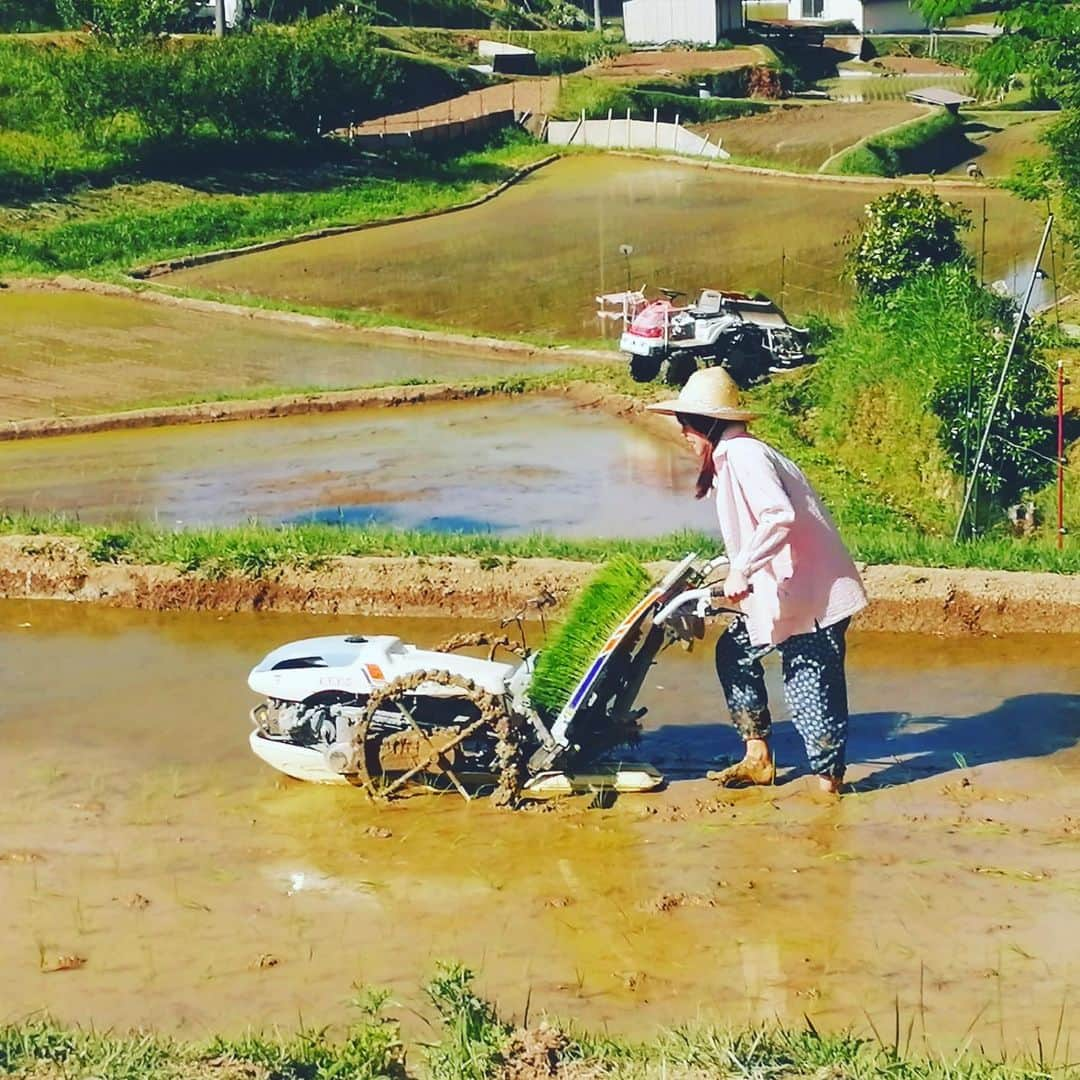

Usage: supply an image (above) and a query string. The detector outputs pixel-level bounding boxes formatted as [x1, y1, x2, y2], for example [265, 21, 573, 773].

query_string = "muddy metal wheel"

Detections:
[434, 632, 528, 663]
[627, 352, 662, 383]
[350, 669, 525, 807]
[658, 352, 698, 387]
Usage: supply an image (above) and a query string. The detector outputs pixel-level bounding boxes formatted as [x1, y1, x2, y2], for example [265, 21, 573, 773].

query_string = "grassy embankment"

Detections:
[551, 71, 771, 124]
[0, 131, 551, 278]
[1, 964, 1075, 1079]
[0, 25, 494, 201]
[0, 19, 570, 281]
[376, 26, 626, 72]
[753, 262, 1077, 559]
[827, 108, 968, 176]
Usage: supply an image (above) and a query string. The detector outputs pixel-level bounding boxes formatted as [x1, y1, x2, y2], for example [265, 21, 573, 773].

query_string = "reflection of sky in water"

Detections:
[293, 507, 511, 534]
[0, 396, 711, 538]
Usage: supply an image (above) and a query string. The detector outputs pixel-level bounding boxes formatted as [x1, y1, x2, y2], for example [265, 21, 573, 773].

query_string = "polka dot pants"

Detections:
[714, 616, 851, 779]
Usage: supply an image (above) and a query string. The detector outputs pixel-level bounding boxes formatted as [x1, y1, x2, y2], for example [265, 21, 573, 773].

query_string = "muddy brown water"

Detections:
[0, 394, 705, 536]
[165, 156, 1048, 340]
[3, 598, 1079, 1054]
[1, 290, 564, 422]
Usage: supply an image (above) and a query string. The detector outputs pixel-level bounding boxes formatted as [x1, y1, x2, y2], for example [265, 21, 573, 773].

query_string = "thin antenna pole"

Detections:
[979, 196, 987, 286]
[1058, 358, 1065, 551]
[954, 214, 1054, 542]
[1047, 198, 1062, 334]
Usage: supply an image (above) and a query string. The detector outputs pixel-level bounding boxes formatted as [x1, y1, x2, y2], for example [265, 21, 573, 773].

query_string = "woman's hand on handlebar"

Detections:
[712, 568, 752, 604]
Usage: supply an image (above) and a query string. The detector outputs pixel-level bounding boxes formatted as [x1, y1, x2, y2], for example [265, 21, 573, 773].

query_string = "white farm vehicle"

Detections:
[598, 287, 810, 388]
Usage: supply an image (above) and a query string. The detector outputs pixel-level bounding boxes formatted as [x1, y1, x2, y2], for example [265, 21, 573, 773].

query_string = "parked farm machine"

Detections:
[247, 553, 730, 803]
[597, 286, 810, 387]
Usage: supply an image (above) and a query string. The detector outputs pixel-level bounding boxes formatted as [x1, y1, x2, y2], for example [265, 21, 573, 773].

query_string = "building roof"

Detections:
[905, 86, 977, 107]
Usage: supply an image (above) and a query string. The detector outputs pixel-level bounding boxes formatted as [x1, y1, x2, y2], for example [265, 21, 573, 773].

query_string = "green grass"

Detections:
[830, 108, 966, 176]
[1, 513, 724, 575]
[527, 554, 653, 718]
[3, 508, 1078, 574]
[373, 26, 626, 73]
[2, 965, 1078, 1078]
[0, 132, 553, 275]
[0, 30, 493, 200]
[553, 72, 770, 122]
[762, 264, 1068, 547]
[0, 987, 408, 1079]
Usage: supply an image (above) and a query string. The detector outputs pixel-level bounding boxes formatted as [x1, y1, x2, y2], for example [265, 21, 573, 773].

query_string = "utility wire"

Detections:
[992, 434, 1078, 474]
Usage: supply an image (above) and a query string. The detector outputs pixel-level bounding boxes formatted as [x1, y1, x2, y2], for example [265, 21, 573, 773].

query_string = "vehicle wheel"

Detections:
[719, 334, 766, 387]
[350, 669, 524, 807]
[658, 352, 697, 387]
[627, 352, 662, 383]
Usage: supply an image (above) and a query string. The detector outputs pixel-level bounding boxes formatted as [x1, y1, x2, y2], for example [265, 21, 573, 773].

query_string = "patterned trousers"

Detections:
[714, 616, 851, 779]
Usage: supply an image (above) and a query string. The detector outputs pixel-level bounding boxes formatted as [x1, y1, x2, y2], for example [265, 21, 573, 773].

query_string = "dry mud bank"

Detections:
[2, 536, 1078, 634]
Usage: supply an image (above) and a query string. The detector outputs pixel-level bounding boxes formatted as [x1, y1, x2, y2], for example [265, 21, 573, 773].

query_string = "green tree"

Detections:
[969, 3, 1080, 242]
[909, 0, 972, 30]
[847, 187, 972, 297]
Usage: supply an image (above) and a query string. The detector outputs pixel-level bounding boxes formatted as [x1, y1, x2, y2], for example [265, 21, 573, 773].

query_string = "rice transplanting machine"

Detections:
[247, 553, 729, 803]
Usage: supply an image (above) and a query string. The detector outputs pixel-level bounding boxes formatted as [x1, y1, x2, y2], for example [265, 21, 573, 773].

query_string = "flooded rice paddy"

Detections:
[166, 157, 1048, 339]
[0, 394, 706, 536]
[2, 289, 564, 422]
[2, 599, 1078, 1051]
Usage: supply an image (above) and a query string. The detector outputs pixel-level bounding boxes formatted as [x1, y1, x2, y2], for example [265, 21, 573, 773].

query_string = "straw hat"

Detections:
[645, 367, 759, 422]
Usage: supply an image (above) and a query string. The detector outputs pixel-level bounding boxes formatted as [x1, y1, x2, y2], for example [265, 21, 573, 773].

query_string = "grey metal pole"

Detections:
[593, 0, 601, 31]
[953, 214, 1053, 542]
[215, 0, 225, 36]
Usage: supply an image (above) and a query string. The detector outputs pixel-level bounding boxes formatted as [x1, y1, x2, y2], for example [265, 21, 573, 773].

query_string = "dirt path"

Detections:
[592, 46, 766, 77]
[353, 76, 560, 135]
[2, 536, 1078, 635]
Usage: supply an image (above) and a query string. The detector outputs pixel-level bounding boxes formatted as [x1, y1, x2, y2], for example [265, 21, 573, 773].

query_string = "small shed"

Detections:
[623, 0, 743, 46]
[476, 40, 539, 76]
[786, 0, 928, 33]
[905, 86, 976, 112]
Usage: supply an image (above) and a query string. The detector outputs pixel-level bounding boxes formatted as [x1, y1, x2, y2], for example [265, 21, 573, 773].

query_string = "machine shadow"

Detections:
[635, 693, 1080, 790]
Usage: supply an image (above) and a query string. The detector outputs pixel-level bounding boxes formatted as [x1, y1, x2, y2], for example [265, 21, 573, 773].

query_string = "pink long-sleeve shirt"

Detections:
[711, 425, 867, 646]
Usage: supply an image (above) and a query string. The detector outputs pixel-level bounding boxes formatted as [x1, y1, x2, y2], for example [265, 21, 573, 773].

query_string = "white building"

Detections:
[623, 0, 743, 45]
[786, 0, 928, 32]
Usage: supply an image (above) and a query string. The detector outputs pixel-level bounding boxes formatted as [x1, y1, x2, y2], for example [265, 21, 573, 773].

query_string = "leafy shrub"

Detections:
[0, 0, 54, 29]
[812, 264, 1053, 522]
[866, 34, 990, 68]
[0, 15, 489, 196]
[847, 187, 971, 296]
[54, 0, 201, 44]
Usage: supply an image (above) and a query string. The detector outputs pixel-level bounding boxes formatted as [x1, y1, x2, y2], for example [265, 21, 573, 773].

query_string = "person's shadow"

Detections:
[635, 693, 1080, 790]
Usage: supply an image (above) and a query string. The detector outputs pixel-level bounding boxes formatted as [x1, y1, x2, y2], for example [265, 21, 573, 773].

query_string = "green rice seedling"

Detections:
[527, 554, 653, 719]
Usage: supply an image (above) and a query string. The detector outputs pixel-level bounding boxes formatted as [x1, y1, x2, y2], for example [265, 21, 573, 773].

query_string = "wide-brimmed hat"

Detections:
[645, 367, 759, 422]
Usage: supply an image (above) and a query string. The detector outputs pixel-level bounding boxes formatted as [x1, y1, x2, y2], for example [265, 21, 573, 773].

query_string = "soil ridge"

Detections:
[2, 536, 1077, 635]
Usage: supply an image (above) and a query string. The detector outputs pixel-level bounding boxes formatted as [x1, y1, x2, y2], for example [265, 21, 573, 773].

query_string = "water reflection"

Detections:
[0, 395, 702, 537]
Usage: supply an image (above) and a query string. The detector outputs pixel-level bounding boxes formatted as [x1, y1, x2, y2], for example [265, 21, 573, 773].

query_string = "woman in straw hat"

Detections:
[647, 367, 867, 795]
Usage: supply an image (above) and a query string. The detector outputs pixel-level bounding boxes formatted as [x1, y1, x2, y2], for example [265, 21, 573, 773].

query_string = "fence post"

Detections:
[653, 107, 659, 148]
[626, 107, 631, 146]
[607, 107, 613, 148]
[674, 113, 680, 152]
